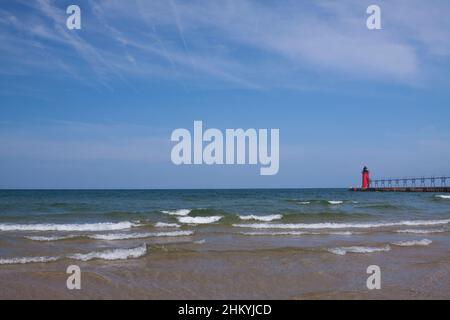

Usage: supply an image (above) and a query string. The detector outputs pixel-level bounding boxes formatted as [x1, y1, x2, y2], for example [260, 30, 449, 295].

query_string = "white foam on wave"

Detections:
[238, 214, 282, 222]
[177, 216, 222, 224]
[328, 245, 391, 256]
[25, 235, 79, 241]
[0, 256, 59, 265]
[233, 219, 450, 230]
[288, 199, 311, 205]
[395, 228, 446, 234]
[1, 245, 152, 264]
[0, 221, 138, 232]
[68, 244, 147, 262]
[155, 222, 181, 228]
[24, 231, 194, 242]
[328, 200, 344, 205]
[242, 231, 306, 236]
[436, 195, 450, 199]
[88, 230, 194, 240]
[161, 209, 191, 216]
[240, 230, 355, 236]
[194, 239, 206, 244]
[391, 239, 432, 247]
[328, 231, 355, 235]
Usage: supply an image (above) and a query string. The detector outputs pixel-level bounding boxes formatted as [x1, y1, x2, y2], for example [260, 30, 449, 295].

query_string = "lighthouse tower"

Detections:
[362, 166, 370, 189]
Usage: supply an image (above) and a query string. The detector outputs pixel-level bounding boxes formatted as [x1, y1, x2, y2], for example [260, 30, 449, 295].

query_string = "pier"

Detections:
[350, 186, 450, 192]
[349, 167, 450, 192]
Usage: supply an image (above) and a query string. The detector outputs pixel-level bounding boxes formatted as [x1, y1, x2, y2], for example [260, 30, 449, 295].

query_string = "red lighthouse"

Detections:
[362, 166, 370, 189]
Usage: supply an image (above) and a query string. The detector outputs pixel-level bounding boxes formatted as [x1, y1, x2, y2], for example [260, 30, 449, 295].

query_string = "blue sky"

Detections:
[1, 0, 450, 188]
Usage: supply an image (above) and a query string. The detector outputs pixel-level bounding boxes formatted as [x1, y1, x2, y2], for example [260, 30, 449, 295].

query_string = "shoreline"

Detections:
[1, 242, 449, 299]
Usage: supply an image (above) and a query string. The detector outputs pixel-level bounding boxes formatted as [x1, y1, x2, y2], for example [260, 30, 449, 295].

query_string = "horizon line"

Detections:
[0, 187, 349, 191]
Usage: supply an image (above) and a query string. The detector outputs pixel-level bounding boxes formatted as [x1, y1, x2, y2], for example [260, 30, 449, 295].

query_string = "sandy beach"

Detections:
[1, 242, 449, 299]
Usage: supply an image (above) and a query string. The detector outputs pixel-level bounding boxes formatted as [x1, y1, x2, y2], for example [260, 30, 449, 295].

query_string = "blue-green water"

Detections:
[1, 189, 449, 224]
[0, 189, 449, 264]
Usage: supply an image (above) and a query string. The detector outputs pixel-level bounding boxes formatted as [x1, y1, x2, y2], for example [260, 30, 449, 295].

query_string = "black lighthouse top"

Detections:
[362, 166, 369, 173]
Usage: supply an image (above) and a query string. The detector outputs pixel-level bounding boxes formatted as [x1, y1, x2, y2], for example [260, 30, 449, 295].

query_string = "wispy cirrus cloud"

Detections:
[1, 0, 449, 89]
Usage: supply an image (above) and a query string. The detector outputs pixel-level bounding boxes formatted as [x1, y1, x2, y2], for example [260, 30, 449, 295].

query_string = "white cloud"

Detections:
[1, 0, 449, 88]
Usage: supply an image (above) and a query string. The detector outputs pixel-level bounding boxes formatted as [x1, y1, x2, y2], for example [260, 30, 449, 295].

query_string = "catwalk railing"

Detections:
[369, 176, 449, 188]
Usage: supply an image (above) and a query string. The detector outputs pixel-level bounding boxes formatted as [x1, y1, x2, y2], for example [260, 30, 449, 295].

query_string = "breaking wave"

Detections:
[88, 230, 194, 240]
[25, 231, 194, 241]
[328, 245, 391, 256]
[286, 199, 345, 205]
[155, 222, 181, 228]
[286, 200, 311, 205]
[436, 195, 450, 200]
[232, 219, 450, 230]
[68, 244, 147, 261]
[177, 216, 222, 224]
[241, 231, 306, 236]
[238, 214, 282, 222]
[391, 239, 432, 247]
[240, 231, 355, 236]
[0, 221, 138, 232]
[395, 228, 446, 234]
[161, 209, 191, 216]
[0, 256, 59, 265]
[25, 235, 79, 241]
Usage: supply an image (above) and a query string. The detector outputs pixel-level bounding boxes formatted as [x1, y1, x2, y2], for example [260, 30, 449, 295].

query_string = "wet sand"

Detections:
[1, 244, 449, 299]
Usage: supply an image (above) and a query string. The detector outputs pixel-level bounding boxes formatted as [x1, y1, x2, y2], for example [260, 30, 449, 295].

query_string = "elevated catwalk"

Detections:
[350, 167, 449, 192]
[349, 187, 450, 192]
